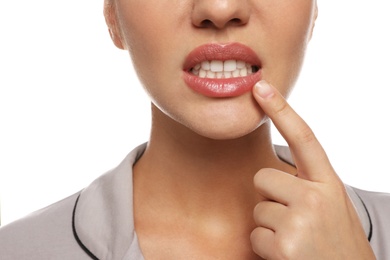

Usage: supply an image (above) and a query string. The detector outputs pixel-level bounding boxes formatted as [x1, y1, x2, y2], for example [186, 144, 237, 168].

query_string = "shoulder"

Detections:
[0, 143, 147, 260]
[349, 187, 390, 258]
[0, 192, 89, 260]
[352, 186, 390, 223]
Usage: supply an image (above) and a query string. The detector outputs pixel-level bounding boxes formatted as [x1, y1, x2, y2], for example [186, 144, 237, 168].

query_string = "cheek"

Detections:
[122, 19, 168, 75]
[260, 1, 315, 95]
[117, 2, 176, 78]
[117, 8, 189, 108]
[116, 1, 190, 68]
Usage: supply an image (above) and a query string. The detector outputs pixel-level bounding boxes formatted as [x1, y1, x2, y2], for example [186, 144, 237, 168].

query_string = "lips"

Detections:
[183, 43, 262, 97]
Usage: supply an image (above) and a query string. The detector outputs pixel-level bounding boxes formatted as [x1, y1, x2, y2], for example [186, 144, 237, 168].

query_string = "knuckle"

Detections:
[288, 212, 306, 230]
[275, 237, 299, 260]
[302, 186, 325, 210]
[253, 201, 269, 223]
[273, 98, 290, 118]
[253, 202, 263, 214]
[250, 228, 264, 253]
[253, 168, 270, 188]
[250, 228, 271, 260]
[250, 228, 258, 242]
[253, 203, 261, 220]
[294, 125, 316, 147]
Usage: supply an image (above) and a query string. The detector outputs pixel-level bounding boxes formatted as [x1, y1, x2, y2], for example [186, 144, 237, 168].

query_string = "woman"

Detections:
[0, 0, 387, 259]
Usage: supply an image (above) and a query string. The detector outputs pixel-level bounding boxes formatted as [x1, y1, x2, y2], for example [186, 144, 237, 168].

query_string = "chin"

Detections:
[188, 116, 267, 141]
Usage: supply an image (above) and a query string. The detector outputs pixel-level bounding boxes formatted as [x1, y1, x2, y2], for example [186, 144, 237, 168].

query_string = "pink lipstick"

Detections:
[183, 43, 262, 97]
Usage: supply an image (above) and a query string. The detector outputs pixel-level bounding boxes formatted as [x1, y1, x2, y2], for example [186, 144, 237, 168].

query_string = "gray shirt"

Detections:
[0, 143, 389, 259]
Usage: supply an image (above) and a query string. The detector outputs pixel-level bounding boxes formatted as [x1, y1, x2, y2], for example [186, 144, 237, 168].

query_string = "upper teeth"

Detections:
[191, 60, 256, 79]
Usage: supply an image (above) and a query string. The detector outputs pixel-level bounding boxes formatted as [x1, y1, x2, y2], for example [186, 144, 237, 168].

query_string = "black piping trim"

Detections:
[356, 193, 373, 242]
[72, 194, 100, 260]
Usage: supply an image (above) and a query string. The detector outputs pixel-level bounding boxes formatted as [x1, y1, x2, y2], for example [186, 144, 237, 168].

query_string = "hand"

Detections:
[250, 80, 375, 259]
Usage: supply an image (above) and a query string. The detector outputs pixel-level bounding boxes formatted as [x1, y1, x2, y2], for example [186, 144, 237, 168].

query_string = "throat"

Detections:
[135, 189, 258, 259]
[132, 122, 292, 215]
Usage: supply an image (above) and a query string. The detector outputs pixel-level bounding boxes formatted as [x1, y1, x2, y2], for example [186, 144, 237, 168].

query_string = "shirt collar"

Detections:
[73, 143, 146, 259]
[73, 143, 371, 259]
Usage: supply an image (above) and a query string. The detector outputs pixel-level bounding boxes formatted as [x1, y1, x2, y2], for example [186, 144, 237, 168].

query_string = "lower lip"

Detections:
[183, 70, 262, 98]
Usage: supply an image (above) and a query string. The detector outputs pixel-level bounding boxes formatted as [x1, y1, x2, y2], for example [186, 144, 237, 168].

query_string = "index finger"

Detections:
[252, 80, 336, 183]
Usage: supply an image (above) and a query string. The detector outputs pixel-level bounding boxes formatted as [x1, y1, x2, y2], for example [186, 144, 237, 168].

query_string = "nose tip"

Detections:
[192, 0, 250, 29]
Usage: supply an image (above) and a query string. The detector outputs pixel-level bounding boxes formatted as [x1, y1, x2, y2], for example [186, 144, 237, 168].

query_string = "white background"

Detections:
[1, 0, 390, 225]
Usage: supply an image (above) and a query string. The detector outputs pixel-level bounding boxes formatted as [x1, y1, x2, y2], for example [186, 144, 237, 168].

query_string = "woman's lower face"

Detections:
[106, 0, 317, 139]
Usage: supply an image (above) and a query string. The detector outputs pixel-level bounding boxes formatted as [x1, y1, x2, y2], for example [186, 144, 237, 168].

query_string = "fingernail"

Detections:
[255, 80, 274, 99]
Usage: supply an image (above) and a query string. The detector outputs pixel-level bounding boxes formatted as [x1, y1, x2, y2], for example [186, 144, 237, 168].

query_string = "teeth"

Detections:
[236, 60, 246, 69]
[191, 60, 257, 79]
[210, 60, 223, 72]
[224, 60, 236, 72]
[201, 61, 210, 70]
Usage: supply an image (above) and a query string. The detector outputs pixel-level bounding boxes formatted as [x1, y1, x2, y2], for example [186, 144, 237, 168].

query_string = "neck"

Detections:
[133, 106, 295, 216]
[133, 105, 295, 257]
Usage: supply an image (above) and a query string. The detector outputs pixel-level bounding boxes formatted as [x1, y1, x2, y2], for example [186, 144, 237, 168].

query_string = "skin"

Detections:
[104, 0, 376, 259]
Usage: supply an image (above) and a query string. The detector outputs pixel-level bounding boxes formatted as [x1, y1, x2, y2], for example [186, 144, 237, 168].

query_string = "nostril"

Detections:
[191, 2, 250, 30]
[199, 19, 214, 28]
[198, 18, 244, 29]
[230, 18, 242, 25]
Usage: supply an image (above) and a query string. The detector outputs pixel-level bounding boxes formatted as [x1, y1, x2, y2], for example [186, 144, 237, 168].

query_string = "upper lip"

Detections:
[183, 42, 262, 72]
